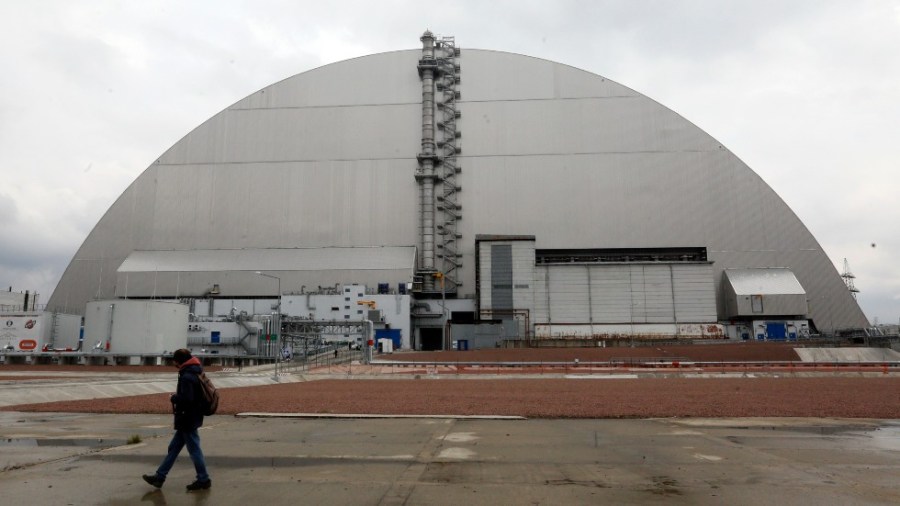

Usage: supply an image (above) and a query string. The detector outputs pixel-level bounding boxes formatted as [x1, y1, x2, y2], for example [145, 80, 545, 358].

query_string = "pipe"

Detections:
[363, 319, 374, 364]
[419, 30, 436, 290]
[106, 303, 115, 352]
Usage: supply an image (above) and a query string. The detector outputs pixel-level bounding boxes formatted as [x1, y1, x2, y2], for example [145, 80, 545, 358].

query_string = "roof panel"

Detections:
[725, 268, 806, 295]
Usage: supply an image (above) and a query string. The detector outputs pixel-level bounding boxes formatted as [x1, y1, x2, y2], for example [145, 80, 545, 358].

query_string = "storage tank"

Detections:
[84, 300, 187, 355]
[0, 312, 82, 352]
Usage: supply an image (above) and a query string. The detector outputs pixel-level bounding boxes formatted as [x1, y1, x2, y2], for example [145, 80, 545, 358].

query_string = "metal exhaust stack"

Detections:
[416, 30, 438, 292]
[416, 30, 461, 295]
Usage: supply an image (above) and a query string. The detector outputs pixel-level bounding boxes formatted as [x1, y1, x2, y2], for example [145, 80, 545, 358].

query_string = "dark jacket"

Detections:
[171, 356, 205, 431]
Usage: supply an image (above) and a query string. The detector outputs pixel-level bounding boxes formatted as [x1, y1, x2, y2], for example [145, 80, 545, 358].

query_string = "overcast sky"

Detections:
[1, 0, 898, 324]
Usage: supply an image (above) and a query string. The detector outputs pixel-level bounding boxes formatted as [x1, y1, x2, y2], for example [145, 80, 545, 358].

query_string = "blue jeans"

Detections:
[156, 429, 209, 482]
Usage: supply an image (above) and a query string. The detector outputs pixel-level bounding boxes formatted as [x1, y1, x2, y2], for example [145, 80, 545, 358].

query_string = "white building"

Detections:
[46, 32, 867, 351]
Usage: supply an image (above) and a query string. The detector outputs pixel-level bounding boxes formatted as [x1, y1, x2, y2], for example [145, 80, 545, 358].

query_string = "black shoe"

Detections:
[142, 474, 164, 488]
[186, 479, 211, 491]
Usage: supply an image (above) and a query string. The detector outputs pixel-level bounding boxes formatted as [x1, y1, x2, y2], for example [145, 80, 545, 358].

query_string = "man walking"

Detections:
[143, 348, 212, 491]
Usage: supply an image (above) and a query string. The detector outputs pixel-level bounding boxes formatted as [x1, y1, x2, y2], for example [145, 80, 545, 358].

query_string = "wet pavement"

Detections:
[0, 368, 295, 408]
[1, 411, 898, 505]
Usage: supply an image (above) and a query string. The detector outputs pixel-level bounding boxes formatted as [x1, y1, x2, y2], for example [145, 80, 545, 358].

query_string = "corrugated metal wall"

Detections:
[533, 263, 716, 325]
[672, 266, 718, 322]
[479, 238, 716, 330]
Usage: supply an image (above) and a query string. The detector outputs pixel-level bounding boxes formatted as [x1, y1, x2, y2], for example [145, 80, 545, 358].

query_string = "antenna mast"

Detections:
[840, 258, 860, 299]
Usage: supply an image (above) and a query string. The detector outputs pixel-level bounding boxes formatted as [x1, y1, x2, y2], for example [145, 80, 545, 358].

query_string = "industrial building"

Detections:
[34, 31, 868, 357]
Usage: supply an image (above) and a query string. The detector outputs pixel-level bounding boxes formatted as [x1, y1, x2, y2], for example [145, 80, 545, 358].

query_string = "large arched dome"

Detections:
[47, 47, 868, 331]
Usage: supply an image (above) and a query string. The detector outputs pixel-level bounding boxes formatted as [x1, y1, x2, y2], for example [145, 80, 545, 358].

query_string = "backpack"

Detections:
[197, 372, 219, 416]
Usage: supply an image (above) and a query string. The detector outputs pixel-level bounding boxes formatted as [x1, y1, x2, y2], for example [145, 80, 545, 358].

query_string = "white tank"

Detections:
[0, 311, 82, 352]
[84, 300, 187, 355]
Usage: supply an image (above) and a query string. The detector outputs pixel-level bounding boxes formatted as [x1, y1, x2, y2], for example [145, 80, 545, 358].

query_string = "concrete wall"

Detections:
[451, 319, 519, 350]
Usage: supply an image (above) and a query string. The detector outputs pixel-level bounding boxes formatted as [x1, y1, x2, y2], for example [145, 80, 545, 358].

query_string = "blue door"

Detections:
[766, 322, 787, 340]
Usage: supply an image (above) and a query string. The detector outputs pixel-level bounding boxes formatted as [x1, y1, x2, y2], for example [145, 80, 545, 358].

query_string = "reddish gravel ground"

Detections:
[3, 344, 897, 418]
[5, 377, 899, 419]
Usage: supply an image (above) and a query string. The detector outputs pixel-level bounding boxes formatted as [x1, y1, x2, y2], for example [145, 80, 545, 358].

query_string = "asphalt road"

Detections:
[1, 412, 898, 505]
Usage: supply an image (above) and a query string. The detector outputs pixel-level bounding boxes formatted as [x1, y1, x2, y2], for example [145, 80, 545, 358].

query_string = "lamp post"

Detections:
[255, 271, 281, 380]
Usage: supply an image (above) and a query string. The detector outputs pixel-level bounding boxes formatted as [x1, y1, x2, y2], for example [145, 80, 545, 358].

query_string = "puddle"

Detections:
[444, 432, 479, 443]
[437, 447, 476, 459]
[0, 438, 125, 448]
[861, 426, 900, 451]
[732, 425, 878, 435]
